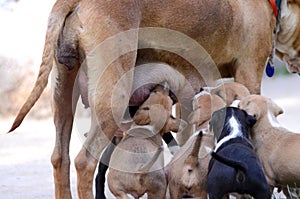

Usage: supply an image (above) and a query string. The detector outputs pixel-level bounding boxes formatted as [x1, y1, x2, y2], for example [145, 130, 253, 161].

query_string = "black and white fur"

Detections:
[207, 107, 271, 199]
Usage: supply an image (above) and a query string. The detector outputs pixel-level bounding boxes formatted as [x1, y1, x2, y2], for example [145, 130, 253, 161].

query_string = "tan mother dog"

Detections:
[8, 0, 299, 199]
[239, 95, 300, 196]
[108, 83, 182, 199]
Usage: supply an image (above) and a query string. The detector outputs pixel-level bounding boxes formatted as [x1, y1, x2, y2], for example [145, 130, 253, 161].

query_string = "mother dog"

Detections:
[9, 0, 298, 199]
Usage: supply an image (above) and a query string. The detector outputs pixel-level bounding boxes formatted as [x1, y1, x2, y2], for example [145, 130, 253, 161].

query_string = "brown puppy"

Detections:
[9, 1, 299, 198]
[239, 95, 300, 195]
[107, 83, 183, 199]
[168, 82, 249, 199]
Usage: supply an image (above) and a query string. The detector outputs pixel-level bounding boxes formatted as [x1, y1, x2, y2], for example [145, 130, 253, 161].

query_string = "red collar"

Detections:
[270, 0, 279, 17]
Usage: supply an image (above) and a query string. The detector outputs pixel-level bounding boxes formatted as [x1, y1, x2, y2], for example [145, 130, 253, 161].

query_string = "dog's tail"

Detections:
[8, 0, 81, 133]
[138, 145, 164, 173]
[210, 151, 248, 173]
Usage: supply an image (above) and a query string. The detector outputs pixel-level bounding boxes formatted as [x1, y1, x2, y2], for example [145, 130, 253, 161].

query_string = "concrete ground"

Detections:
[1, 74, 300, 199]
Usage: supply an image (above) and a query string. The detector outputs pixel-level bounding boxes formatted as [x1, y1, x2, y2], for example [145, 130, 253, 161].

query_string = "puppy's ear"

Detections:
[246, 114, 256, 128]
[149, 104, 168, 131]
[210, 108, 226, 140]
[188, 107, 212, 127]
[239, 99, 260, 119]
[268, 99, 284, 117]
[153, 81, 169, 96]
[166, 118, 187, 133]
[213, 89, 226, 102]
[133, 107, 151, 125]
[187, 108, 201, 125]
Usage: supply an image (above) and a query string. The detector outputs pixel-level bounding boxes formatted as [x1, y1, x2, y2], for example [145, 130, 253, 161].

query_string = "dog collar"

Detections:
[270, 0, 279, 17]
[266, 0, 282, 77]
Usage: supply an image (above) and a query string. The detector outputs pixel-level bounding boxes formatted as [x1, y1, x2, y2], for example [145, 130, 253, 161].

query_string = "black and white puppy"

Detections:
[207, 107, 271, 199]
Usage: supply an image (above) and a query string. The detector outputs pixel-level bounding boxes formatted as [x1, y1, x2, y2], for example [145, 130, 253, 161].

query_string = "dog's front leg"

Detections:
[234, 57, 265, 95]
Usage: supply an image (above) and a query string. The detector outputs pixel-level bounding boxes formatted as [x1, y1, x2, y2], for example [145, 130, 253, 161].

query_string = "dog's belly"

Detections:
[78, 62, 195, 109]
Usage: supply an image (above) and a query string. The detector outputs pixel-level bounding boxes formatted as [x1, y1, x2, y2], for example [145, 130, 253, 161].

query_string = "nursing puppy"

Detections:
[238, 95, 300, 195]
[168, 82, 249, 198]
[168, 88, 222, 199]
[188, 81, 250, 130]
[202, 81, 251, 106]
[107, 83, 182, 199]
[207, 107, 271, 199]
[168, 130, 214, 199]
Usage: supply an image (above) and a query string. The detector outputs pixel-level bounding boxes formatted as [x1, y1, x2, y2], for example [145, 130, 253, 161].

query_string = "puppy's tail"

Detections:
[206, 147, 248, 173]
[8, 0, 80, 133]
[189, 130, 203, 158]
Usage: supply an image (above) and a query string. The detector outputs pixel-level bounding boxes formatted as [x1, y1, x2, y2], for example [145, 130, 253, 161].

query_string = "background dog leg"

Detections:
[95, 136, 119, 199]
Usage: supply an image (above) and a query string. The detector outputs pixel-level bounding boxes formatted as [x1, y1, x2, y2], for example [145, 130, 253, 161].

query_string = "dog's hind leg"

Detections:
[50, 9, 83, 198]
[51, 61, 80, 199]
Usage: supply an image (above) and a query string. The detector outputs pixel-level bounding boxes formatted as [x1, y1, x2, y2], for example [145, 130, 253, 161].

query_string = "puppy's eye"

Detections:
[253, 114, 257, 118]
[142, 107, 150, 110]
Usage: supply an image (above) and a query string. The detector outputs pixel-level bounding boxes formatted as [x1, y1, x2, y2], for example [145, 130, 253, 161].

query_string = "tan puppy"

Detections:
[107, 83, 183, 199]
[168, 130, 214, 199]
[202, 81, 251, 106]
[239, 95, 300, 194]
[276, 0, 300, 74]
[188, 90, 226, 131]
[168, 88, 221, 198]
[188, 81, 250, 131]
